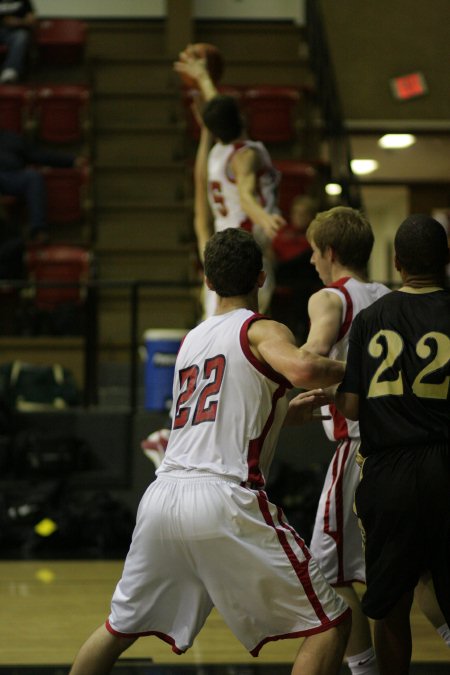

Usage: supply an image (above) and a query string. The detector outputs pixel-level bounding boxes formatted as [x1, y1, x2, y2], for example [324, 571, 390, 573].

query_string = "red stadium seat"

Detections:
[242, 85, 301, 143]
[273, 160, 318, 217]
[39, 164, 91, 225]
[25, 243, 92, 311]
[34, 84, 90, 144]
[0, 85, 35, 134]
[36, 19, 87, 65]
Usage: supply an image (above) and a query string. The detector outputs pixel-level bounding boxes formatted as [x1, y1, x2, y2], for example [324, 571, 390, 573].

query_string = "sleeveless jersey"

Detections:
[207, 140, 279, 232]
[157, 309, 290, 487]
[340, 288, 450, 455]
[320, 277, 390, 441]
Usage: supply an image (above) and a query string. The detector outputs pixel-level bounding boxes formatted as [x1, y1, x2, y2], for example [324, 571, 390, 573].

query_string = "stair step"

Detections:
[95, 206, 192, 250]
[92, 59, 179, 94]
[94, 92, 183, 126]
[94, 164, 189, 203]
[96, 248, 196, 283]
[195, 20, 307, 62]
[95, 126, 188, 164]
[87, 21, 166, 60]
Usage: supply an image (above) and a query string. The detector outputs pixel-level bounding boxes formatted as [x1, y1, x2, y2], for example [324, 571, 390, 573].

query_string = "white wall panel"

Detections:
[34, 0, 166, 18]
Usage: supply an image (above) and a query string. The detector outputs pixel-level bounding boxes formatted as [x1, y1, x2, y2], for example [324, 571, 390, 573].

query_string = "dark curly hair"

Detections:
[204, 228, 263, 297]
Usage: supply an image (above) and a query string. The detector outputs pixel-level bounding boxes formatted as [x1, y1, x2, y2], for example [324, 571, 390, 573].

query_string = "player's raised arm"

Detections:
[193, 101, 214, 261]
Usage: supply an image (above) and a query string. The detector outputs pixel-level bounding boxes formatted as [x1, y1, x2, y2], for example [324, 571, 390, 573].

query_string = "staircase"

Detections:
[87, 18, 321, 363]
[86, 21, 199, 369]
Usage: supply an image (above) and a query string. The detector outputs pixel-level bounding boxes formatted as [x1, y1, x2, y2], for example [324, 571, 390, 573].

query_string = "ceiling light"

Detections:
[378, 134, 416, 149]
[351, 159, 379, 175]
[325, 183, 342, 196]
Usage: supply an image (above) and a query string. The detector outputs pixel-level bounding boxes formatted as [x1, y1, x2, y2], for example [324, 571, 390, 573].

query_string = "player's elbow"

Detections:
[288, 361, 323, 389]
[290, 351, 344, 389]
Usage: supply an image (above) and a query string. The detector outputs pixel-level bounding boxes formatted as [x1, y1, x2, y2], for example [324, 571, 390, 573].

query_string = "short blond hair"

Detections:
[307, 206, 374, 270]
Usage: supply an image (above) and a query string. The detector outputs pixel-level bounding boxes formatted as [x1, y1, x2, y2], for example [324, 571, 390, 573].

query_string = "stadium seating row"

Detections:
[34, 18, 87, 66]
[182, 84, 322, 217]
[1, 164, 91, 227]
[25, 242, 92, 312]
[0, 18, 87, 66]
[182, 83, 313, 143]
[0, 84, 90, 144]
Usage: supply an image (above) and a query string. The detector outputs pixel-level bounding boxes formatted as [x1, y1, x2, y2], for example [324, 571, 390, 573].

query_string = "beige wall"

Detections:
[362, 186, 409, 284]
[34, 0, 165, 17]
[320, 0, 450, 122]
[34, 0, 305, 21]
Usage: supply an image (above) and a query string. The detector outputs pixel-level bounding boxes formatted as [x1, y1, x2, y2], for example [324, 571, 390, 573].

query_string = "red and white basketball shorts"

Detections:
[107, 472, 349, 655]
[310, 438, 365, 586]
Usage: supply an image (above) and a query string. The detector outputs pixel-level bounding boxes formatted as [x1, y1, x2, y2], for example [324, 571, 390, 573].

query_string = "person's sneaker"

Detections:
[0, 68, 18, 83]
[141, 428, 170, 469]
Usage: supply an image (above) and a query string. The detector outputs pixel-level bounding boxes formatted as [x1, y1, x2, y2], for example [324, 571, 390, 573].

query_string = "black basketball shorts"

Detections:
[355, 442, 450, 622]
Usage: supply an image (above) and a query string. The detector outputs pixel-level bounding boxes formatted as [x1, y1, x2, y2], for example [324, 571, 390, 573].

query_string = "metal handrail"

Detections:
[0, 278, 201, 412]
[304, 0, 362, 209]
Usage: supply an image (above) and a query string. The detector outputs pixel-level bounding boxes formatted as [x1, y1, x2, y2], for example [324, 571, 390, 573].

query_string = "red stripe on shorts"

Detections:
[323, 438, 352, 583]
[105, 620, 185, 654]
[256, 490, 329, 624]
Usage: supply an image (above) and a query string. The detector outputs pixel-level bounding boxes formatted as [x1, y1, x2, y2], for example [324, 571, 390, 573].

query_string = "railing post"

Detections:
[304, 0, 362, 209]
[129, 281, 139, 413]
[84, 281, 98, 407]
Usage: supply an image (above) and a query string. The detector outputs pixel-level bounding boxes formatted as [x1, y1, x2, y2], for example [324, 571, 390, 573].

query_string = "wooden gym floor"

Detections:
[0, 561, 449, 673]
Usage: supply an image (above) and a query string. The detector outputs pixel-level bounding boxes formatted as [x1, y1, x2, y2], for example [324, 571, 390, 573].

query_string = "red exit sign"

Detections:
[390, 72, 428, 100]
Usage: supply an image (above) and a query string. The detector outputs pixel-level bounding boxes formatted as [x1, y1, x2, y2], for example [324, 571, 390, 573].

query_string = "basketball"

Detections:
[179, 43, 224, 88]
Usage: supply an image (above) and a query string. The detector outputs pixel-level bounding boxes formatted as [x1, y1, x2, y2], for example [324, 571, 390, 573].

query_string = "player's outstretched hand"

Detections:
[284, 388, 332, 426]
[173, 45, 208, 83]
[260, 212, 286, 239]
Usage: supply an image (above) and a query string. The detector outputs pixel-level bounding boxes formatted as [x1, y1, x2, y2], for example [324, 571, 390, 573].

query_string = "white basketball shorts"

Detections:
[310, 438, 365, 586]
[107, 472, 349, 655]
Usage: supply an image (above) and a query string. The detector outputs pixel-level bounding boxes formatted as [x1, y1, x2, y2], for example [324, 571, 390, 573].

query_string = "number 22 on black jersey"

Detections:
[367, 330, 449, 400]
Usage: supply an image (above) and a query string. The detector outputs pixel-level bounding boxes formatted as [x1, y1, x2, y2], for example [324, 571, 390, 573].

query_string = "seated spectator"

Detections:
[272, 194, 318, 262]
[270, 195, 322, 343]
[0, 202, 23, 279]
[0, 126, 86, 241]
[0, 203, 24, 335]
[0, 0, 37, 83]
